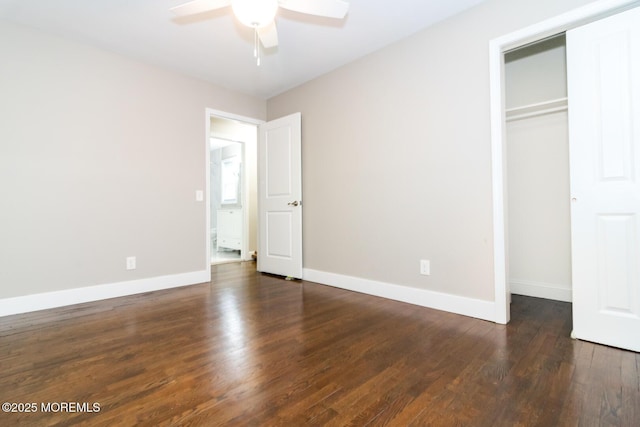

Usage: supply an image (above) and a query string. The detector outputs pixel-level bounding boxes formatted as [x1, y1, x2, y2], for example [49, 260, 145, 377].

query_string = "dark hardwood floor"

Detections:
[0, 262, 638, 426]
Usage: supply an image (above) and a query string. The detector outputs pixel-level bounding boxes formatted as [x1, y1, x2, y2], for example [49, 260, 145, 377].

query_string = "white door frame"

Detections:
[489, 0, 640, 324]
[204, 108, 264, 277]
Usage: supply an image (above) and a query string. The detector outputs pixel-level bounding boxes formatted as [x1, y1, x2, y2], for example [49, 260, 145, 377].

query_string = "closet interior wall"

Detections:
[505, 35, 573, 302]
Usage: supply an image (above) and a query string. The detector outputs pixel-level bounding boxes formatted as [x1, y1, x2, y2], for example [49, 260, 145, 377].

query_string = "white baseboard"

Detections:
[510, 279, 572, 302]
[0, 270, 210, 317]
[303, 269, 496, 322]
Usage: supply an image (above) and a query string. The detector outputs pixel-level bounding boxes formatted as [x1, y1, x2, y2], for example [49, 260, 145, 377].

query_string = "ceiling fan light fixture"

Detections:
[232, 0, 278, 28]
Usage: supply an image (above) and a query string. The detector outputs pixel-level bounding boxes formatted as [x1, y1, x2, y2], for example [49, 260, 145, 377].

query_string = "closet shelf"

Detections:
[506, 97, 568, 122]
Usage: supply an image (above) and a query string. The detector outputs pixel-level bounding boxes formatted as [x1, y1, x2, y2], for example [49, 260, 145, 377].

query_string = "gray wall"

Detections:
[267, 0, 595, 301]
[0, 21, 265, 298]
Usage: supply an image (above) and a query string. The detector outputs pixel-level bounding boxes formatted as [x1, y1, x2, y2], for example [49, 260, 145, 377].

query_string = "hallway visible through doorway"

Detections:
[208, 114, 258, 265]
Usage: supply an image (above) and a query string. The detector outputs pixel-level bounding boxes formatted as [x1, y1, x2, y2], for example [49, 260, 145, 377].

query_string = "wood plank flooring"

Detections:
[0, 261, 638, 426]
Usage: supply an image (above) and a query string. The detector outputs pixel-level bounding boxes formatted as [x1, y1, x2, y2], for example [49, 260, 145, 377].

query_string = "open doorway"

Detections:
[504, 35, 573, 303]
[207, 113, 259, 265]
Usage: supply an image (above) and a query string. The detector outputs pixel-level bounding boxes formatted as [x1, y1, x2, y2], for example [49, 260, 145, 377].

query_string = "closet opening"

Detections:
[504, 34, 573, 304]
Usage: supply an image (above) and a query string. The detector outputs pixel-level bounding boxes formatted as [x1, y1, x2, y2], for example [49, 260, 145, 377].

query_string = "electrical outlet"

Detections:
[420, 259, 430, 276]
[126, 256, 136, 270]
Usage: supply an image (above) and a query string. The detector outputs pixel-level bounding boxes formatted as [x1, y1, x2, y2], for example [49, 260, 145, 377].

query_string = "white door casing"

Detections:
[257, 113, 303, 278]
[567, 7, 640, 352]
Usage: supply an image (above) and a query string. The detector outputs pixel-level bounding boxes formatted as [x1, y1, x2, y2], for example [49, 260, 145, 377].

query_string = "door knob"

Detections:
[288, 201, 300, 207]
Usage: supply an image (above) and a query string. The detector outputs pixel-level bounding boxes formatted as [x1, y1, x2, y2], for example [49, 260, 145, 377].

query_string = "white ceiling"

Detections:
[0, 0, 486, 99]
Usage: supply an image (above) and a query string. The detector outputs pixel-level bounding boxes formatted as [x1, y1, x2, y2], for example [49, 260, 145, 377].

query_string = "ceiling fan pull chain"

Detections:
[253, 26, 258, 58]
[253, 26, 261, 66]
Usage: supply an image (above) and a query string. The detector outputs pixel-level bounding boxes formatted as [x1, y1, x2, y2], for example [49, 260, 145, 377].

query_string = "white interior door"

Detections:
[567, 7, 640, 352]
[257, 113, 302, 278]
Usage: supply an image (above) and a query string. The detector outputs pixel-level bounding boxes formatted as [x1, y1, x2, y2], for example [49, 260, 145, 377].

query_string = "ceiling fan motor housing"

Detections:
[232, 0, 279, 28]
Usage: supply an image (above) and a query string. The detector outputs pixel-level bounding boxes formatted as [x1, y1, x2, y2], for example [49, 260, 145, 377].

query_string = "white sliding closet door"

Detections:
[567, 6, 640, 352]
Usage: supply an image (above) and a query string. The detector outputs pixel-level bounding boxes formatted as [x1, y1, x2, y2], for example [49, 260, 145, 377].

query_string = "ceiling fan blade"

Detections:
[278, 0, 349, 19]
[257, 22, 279, 48]
[170, 0, 231, 17]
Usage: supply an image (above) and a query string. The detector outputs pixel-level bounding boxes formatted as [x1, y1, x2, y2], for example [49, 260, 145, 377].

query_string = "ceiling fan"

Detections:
[170, 0, 350, 65]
